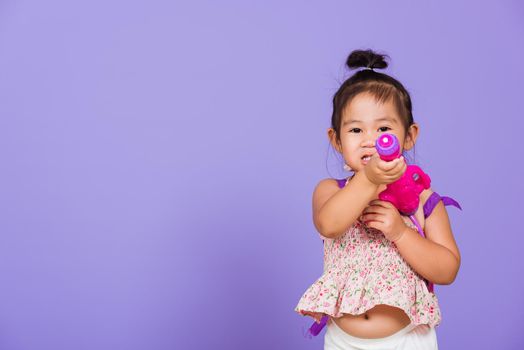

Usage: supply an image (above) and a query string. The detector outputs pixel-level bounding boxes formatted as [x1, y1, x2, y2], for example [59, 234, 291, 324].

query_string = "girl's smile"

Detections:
[362, 155, 372, 165]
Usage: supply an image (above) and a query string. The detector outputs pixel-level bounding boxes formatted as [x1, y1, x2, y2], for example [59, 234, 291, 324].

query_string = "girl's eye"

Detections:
[349, 127, 391, 133]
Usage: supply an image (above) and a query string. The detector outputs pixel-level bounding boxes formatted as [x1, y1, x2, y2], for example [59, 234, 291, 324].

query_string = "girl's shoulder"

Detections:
[314, 177, 352, 192]
[313, 179, 344, 239]
[313, 178, 343, 199]
[312, 178, 346, 217]
[315, 177, 345, 189]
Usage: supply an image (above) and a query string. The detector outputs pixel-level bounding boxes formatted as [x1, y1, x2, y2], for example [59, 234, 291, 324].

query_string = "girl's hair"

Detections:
[331, 49, 415, 144]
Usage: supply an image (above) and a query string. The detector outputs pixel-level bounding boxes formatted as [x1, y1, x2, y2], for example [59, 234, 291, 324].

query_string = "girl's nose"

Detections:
[361, 139, 375, 148]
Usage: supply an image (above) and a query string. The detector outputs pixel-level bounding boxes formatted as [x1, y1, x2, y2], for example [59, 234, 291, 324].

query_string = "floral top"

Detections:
[294, 179, 442, 328]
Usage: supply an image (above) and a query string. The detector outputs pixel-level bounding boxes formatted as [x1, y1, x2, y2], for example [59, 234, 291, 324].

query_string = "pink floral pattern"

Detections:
[295, 219, 442, 327]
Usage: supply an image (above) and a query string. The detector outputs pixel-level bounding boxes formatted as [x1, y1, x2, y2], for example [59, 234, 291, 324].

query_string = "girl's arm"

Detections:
[394, 189, 461, 285]
[313, 171, 383, 239]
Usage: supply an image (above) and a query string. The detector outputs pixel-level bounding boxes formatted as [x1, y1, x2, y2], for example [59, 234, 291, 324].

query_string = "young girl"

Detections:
[295, 49, 461, 349]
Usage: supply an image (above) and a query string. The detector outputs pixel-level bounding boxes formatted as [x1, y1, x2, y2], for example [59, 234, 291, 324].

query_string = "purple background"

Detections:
[0, 1, 522, 349]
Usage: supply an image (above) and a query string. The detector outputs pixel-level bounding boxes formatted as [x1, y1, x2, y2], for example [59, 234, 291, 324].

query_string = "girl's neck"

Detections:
[347, 172, 357, 180]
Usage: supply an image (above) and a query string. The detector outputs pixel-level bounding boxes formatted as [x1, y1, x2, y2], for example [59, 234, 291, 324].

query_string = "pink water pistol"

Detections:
[375, 133, 429, 234]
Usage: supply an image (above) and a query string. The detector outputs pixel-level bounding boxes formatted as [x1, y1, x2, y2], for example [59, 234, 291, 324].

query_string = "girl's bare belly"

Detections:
[331, 304, 411, 338]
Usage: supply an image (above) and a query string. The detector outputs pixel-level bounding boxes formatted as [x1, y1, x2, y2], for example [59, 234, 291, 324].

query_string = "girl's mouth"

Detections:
[362, 155, 371, 164]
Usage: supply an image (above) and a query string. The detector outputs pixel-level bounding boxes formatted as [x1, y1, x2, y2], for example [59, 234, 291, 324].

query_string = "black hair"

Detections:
[332, 49, 415, 141]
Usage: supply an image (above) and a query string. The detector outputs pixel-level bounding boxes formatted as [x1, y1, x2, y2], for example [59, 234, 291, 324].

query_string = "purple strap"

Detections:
[423, 192, 462, 219]
[303, 315, 329, 338]
[336, 178, 347, 189]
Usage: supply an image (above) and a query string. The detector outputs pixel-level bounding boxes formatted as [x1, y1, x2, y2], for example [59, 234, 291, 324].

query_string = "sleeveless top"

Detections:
[294, 177, 462, 328]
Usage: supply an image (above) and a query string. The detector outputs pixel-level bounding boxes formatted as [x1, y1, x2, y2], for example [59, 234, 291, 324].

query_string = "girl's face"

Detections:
[329, 92, 419, 173]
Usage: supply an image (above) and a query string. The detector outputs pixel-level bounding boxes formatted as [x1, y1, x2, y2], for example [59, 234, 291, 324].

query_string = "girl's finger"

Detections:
[376, 158, 398, 171]
[363, 207, 385, 216]
[377, 159, 395, 172]
[362, 213, 384, 223]
[368, 201, 389, 210]
[379, 157, 404, 173]
[395, 158, 407, 172]
[386, 158, 405, 174]
[385, 164, 405, 179]
[366, 203, 395, 214]
[364, 219, 384, 227]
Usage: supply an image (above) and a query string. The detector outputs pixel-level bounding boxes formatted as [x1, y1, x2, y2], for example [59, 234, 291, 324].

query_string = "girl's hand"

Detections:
[364, 155, 407, 186]
[361, 200, 408, 242]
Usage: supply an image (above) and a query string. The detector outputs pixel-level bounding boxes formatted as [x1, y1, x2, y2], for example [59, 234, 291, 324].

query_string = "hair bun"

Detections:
[346, 49, 389, 71]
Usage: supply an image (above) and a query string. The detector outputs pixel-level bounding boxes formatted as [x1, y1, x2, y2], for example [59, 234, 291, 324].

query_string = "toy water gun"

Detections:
[375, 133, 429, 234]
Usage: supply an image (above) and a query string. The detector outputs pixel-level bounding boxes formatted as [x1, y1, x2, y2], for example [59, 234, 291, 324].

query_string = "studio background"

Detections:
[0, 1, 522, 349]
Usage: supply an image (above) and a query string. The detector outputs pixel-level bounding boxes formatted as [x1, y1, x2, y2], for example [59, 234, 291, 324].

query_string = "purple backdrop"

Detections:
[0, 1, 522, 349]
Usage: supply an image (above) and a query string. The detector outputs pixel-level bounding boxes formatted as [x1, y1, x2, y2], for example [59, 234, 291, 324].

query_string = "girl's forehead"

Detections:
[342, 94, 400, 124]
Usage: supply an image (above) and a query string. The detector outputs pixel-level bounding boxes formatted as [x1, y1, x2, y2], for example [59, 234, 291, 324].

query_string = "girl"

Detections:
[295, 49, 461, 350]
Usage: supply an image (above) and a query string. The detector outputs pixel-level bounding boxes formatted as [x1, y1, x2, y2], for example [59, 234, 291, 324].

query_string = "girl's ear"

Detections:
[403, 123, 419, 151]
[327, 128, 342, 153]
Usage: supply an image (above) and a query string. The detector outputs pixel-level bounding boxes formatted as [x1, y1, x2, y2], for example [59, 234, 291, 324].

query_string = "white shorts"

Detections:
[324, 318, 438, 350]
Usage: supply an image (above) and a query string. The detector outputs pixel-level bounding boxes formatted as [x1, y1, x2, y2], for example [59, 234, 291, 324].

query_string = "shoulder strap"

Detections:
[336, 178, 346, 189]
[423, 192, 463, 219]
